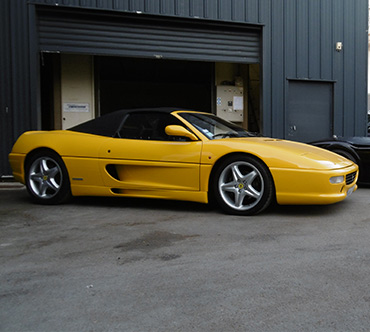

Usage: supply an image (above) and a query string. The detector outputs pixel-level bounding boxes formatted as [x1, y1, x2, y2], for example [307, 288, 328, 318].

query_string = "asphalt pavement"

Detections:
[1, 184, 370, 332]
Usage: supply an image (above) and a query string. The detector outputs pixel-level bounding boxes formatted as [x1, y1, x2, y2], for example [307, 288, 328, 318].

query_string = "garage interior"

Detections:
[40, 53, 261, 134]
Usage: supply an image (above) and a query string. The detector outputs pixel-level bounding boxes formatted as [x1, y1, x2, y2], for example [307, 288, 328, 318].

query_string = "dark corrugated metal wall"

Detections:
[37, 7, 261, 63]
[279, 0, 368, 138]
[1, 1, 37, 176]
[1, 0, 368, 176]
[0, 0, 11, 176]
[268, 0, 368, 138]
[29, 0, 264, 23]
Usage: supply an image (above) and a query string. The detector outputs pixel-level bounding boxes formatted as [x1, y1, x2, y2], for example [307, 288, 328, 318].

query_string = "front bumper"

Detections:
[270, 164, 358, 205]
[8, 153, 26, 184]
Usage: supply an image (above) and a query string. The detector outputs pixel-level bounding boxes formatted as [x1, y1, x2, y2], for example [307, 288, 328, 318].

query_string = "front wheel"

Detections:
[25, 150, 72, 204]
[212, 155, 275, 215]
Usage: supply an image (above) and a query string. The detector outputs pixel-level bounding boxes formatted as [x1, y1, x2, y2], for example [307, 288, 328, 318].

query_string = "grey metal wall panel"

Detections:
[354, 0, 368, 134]
[10, 2, 34, 134]
[271, 0, 284, 138]
[259, 0, 271, 135]
[332, 0, 345, 135]
[274, 0, 368, 139]
[29, 0, 264, 23]
[320, 0, 333, 80]
[0, 0, 12, 176]
[308, 0, 321, 79]
[343, 0, 356, 136]
[296, 0, 309, 78]
[245, 0, 258, 23]
[36, 7, 261, 63]
[284, 0, 296, 79]
[1, 1, 35, 176]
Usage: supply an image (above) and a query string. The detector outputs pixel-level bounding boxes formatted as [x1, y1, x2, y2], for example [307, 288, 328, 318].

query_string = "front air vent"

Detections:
[106, 164, 120, 181]
[346, 171, 357, 185]
[111, 188, 123, 194]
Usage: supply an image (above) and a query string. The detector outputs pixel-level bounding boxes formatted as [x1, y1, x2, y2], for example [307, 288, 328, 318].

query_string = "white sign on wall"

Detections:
[63, 103, 90, 113]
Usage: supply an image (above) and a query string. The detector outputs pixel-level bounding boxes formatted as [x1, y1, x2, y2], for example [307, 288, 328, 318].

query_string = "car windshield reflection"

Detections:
[179, 112, 256, 140]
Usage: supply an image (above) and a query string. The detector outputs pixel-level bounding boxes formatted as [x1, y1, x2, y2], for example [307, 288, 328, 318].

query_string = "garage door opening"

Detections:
[40, 53, 261, 133]
[96, 56, 261, 132]
[97, 56, 213, 115]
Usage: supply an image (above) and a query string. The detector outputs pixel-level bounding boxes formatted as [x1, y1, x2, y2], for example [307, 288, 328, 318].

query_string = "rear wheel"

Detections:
[25, 151, 71, 204]
[212, 155, 274, 215]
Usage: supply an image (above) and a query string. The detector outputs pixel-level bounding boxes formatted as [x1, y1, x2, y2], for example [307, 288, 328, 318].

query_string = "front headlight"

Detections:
[330, 175, 344, 184]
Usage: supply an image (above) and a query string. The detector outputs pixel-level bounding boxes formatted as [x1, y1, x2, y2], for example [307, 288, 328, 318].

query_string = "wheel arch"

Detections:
[208, 152, 276, 201]
[24, 147, 63, 171]
[24, 147, 72, 204]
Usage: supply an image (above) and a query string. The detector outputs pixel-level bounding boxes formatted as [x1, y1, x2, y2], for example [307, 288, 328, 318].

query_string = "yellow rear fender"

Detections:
[11, 131, 108, 157]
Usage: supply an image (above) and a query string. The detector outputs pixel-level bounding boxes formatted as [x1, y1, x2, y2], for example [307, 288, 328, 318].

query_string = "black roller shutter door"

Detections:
[36, 6, 261, 64]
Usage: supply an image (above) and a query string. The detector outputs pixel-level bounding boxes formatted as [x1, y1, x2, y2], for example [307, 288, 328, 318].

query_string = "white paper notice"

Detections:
[233, 96, 243, 110]
[63, 103, 90, 113]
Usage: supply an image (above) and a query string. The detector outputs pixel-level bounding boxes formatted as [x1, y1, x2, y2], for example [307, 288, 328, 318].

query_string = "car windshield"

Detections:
[179, 112, 256, 140]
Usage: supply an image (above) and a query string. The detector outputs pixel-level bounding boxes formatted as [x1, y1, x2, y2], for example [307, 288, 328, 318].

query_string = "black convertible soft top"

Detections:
[68, 107, 182, 137]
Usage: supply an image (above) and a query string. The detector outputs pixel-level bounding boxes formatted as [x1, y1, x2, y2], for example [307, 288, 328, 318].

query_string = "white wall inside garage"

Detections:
[59, 54, 95, 129]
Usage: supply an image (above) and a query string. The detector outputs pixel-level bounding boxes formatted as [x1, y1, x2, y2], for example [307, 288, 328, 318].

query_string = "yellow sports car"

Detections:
[9, 108, 358, 215]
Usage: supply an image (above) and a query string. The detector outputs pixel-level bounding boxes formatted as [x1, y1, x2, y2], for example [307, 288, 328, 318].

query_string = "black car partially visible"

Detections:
[311, 136, 370, 185]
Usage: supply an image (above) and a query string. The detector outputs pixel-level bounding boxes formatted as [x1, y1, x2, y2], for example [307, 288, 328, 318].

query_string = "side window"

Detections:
[118, 112, 190, 141]
[118, 113, 143, 139]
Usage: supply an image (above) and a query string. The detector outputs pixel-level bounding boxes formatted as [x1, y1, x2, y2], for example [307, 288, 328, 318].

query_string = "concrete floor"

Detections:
[1, 185, 370, 331]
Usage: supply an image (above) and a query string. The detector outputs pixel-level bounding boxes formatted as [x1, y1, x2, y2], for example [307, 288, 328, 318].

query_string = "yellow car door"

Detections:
[98, 111, 202, 192]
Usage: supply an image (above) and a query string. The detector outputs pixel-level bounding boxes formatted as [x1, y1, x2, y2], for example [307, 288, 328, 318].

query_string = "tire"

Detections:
[25, 150, 72, 204]
[212, 155, 275, 216]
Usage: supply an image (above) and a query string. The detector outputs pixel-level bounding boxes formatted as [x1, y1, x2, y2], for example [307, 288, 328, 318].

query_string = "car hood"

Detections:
[212, 137, 354, 170]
